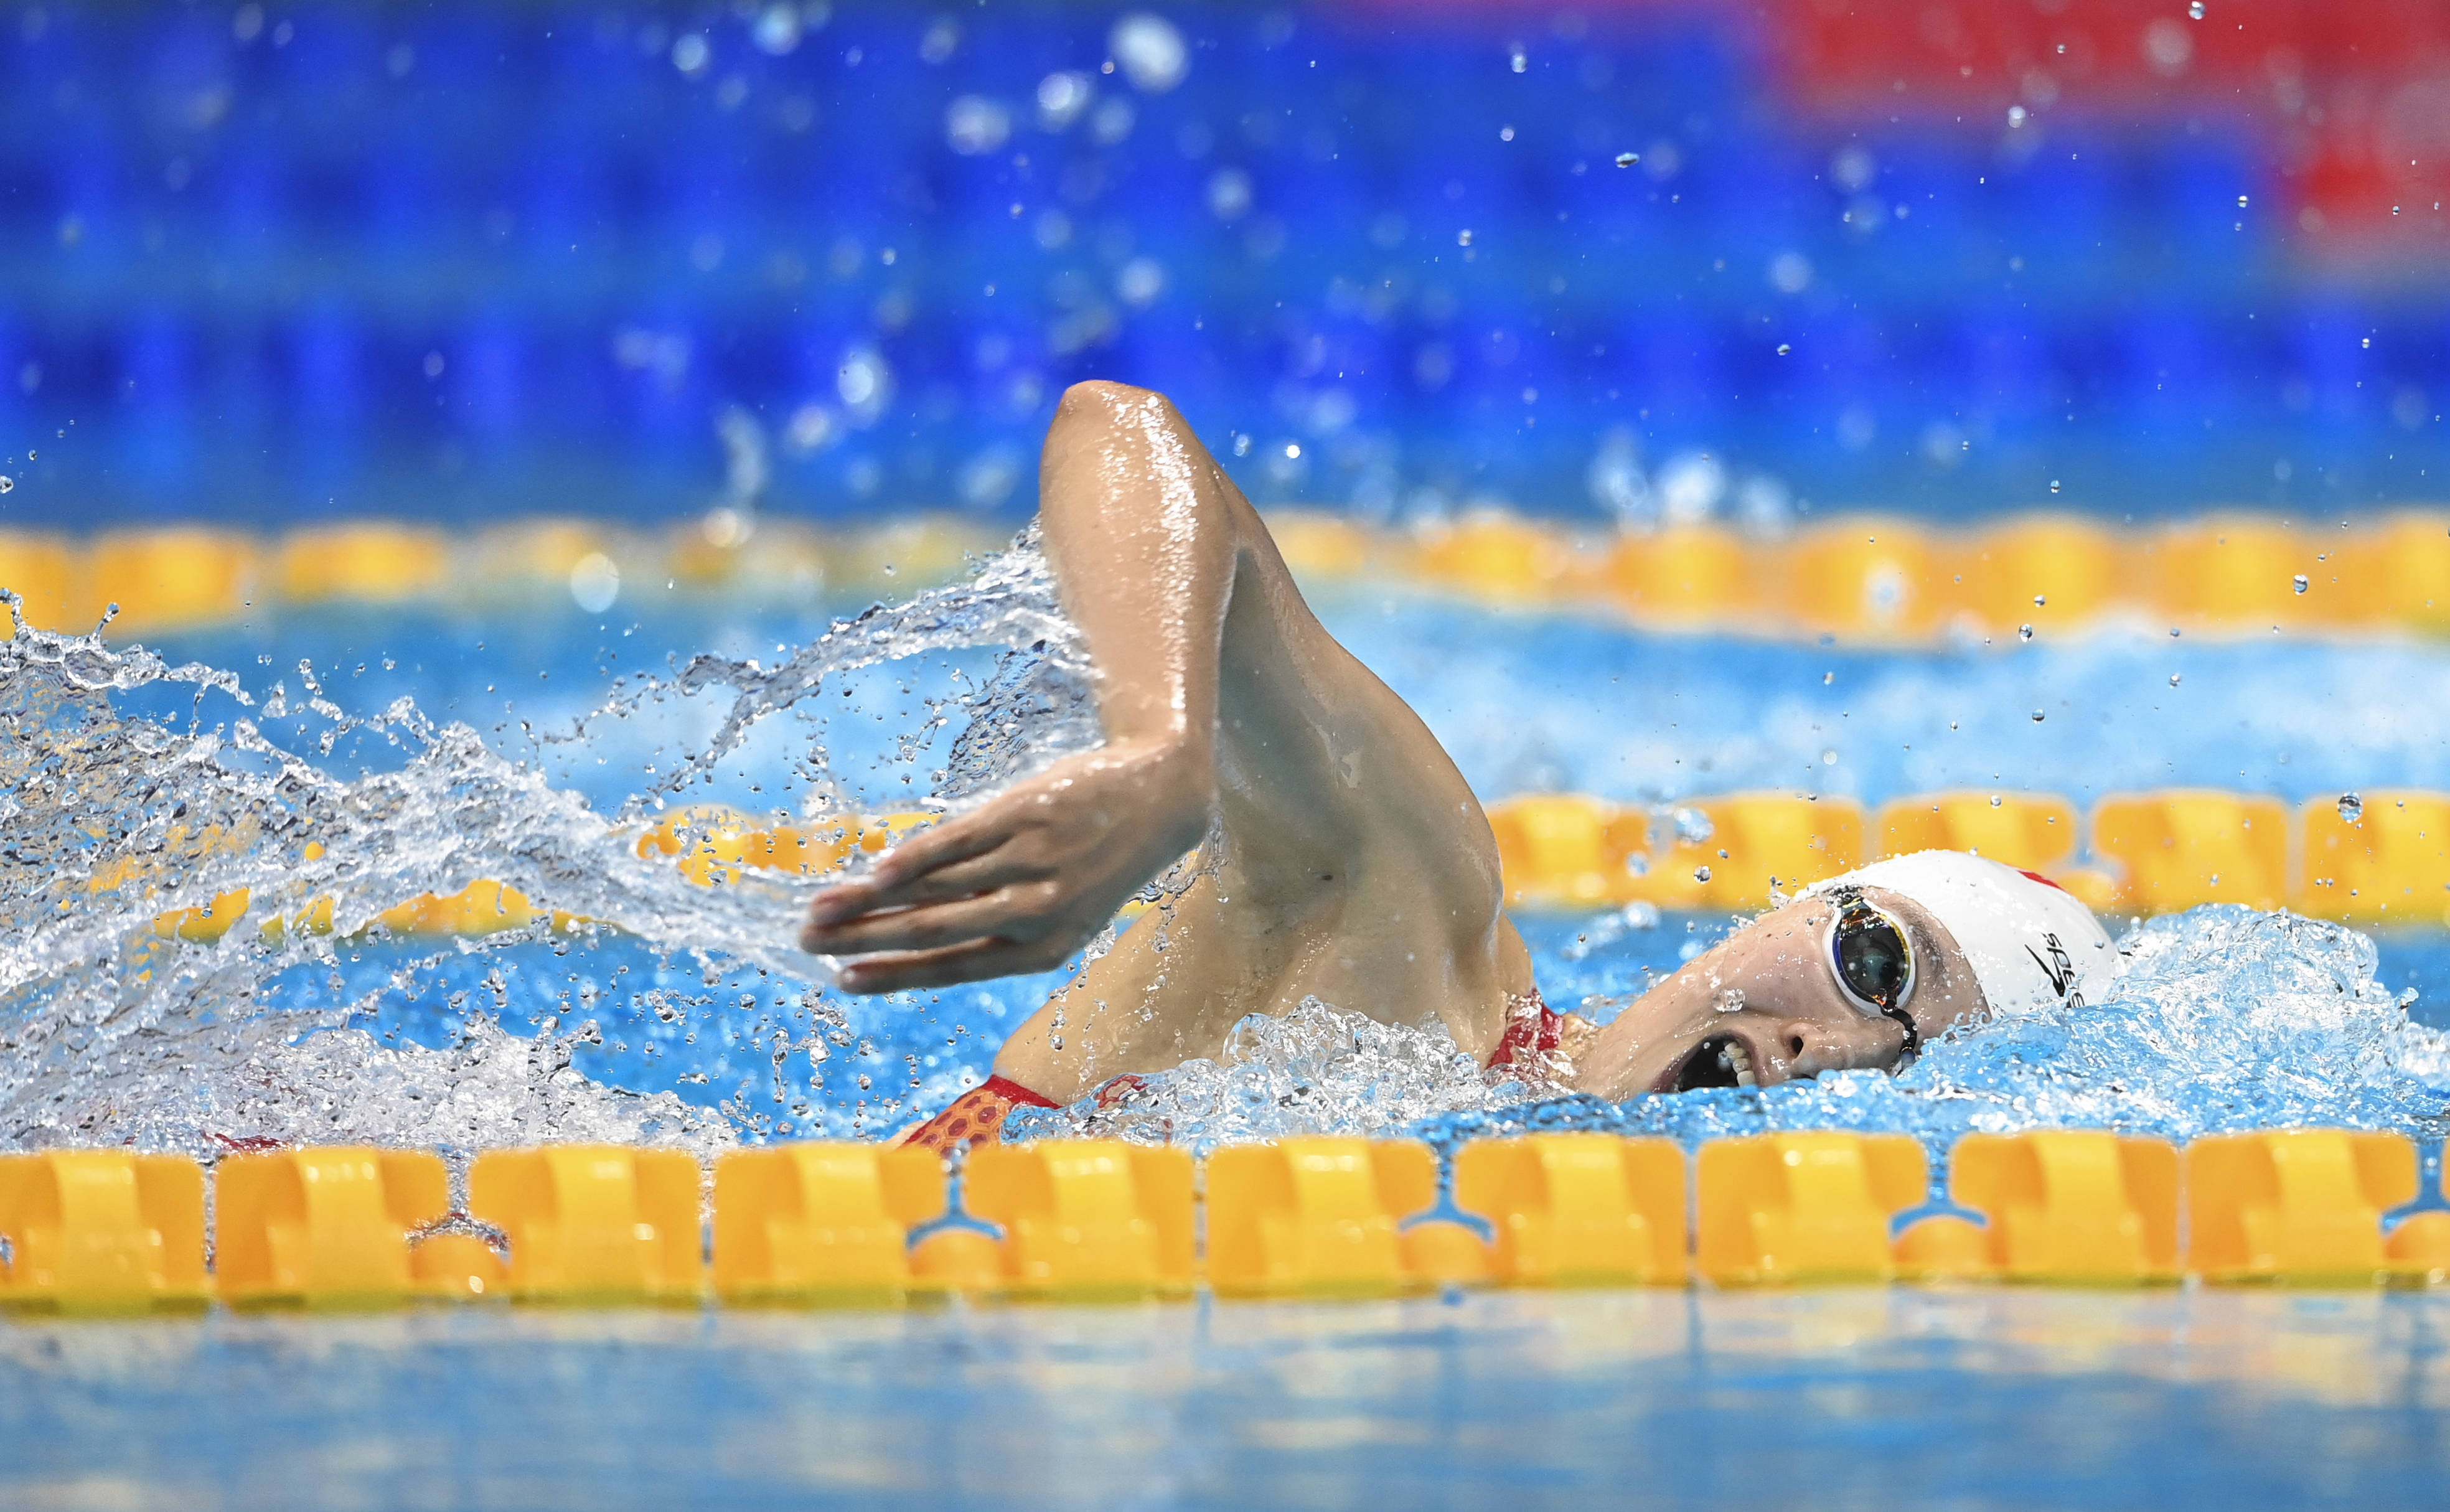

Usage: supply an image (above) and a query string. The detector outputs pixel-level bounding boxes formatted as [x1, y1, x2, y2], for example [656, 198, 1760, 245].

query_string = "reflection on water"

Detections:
[0, 1291, 2442, 1509]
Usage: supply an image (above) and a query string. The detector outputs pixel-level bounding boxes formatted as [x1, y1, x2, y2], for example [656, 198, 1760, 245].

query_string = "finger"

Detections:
[805, 825, 1009, 927]
[865, 812, 1009, 890]
[835, 938, 1073, 995]
[802, 888, 1053, 957]
[889, 849, 1056, 906]
[804, 876, 891, 927]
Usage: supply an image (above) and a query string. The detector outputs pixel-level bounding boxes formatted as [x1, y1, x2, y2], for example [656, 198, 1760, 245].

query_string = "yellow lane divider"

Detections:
[123, 784, 2450, 943]
[1488, 786, 2450, 922]
[133, 808, 937, 946]
[9, 509, 2448, 642]
[1278, 507, 2450, 643]
[1, 515, 1007, 637]
[5, 1129, 2444, 1313]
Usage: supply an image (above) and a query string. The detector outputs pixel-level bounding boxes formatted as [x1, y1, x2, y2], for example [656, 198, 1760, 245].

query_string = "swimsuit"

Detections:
[899, 984, 1558, 1153]
[1485, 985, 1561, 1068]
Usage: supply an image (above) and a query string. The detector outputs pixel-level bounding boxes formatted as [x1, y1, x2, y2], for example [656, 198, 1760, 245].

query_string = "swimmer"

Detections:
[798, 382, 2116, 1149]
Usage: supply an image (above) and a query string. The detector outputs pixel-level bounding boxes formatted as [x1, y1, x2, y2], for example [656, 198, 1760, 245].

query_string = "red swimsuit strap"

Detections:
[1485, 985, 1561, 1068]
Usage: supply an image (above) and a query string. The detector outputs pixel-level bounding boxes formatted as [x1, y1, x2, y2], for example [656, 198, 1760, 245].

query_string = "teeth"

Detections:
[1720, 1040, 1758, 1088]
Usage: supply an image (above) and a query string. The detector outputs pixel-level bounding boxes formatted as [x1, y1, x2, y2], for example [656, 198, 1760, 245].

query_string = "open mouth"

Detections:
[1663, 1033, 1758, 1093]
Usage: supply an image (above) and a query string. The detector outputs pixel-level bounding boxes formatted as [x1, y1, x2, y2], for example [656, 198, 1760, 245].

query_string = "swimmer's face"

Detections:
[1569, 887, 1986, 1101]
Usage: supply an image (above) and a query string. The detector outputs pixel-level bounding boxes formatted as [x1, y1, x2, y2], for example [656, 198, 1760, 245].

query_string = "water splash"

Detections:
[0, 525, 1099, 1156]
[1002, 997, 1547, 1152]
[1018, 907, 2450, 1157]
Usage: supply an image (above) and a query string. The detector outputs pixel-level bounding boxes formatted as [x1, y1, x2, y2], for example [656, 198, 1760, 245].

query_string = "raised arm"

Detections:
[799, 382, 1237, 991]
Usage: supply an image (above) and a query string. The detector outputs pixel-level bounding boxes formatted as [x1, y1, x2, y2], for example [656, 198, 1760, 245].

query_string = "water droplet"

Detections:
[2018, 624, 2034, 641]
[1457, 228, 1473, 247]
[1775, 342, 1791, 355]
[1713, 987, 1745, 1013]
[0, 476, 12, 494]
[2169, 673, 2182, 686]
[2049, 479, 2061, 493]
[2032, 594, 2046, 607]
[1821, 748, 1838, 766]
[2170, 627, 2182, 637]
[1509, 46, 1527, 73]
[1693, 865, 1712, 883]
[1673, 807, 1714, 843]
[2338, 792, 2364, 824]
[2189, 1, 2205, 18]
[1624, 851, 1650, 878]
[1823, 670, 1834, 685]
[2238, 194, 2250, 207]
[1614, 151, 1639, 168]
[2293, 573, 2309, 594]
[2031, 709, 2046, 723]
[1989, 794, 2004, 807]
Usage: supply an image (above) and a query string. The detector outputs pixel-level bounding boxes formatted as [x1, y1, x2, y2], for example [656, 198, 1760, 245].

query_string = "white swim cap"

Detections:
[1807, 850, 2116, 1017]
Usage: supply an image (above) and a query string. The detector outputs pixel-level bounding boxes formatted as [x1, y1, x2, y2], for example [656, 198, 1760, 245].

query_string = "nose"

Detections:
[1773, 1014, 1908, 1081]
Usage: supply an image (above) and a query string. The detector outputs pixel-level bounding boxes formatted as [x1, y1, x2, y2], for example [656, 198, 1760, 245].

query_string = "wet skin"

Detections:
[802, 380, 1529, 1103]
[800, 380, 1984, 1107]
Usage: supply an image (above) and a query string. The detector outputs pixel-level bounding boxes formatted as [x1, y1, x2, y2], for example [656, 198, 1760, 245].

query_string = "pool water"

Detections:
[2, 1289, 2444, 1510]
[10, 540, 2450, 1156]
[9, 542, 2450, 1510]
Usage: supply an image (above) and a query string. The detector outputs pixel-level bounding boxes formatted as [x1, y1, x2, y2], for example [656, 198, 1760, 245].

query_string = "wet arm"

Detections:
[800, 382, 1237, 990]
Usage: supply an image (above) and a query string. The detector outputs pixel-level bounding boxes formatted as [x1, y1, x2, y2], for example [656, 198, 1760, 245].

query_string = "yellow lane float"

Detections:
[0, 530, 78, 635]
[215, 1147, 454, 1307]
[276, 522, 451, 604]
[0, 1151, 209, 1313]
[88, 528, 258, 636]
[2, 1131, 2444, 1310]
[1944, 1131, 2180, 1285]
[467, 1144, 703, 1304]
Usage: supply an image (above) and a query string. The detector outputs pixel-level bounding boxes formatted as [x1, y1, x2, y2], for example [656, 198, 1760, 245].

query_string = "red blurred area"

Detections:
[1785, 0, 2450, 247]
[1371, 0, 2449, 251]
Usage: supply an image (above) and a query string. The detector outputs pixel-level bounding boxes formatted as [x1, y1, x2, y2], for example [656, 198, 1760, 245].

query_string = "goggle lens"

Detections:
[1833, 907, 1912, 1010]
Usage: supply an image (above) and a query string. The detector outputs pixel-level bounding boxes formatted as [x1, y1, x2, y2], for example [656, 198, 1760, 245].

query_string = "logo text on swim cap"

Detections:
[2025, 932, 2083, 1009]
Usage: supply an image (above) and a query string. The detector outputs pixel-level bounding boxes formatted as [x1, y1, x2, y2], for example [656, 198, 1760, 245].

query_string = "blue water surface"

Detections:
[1, 1290, 2444, 1511]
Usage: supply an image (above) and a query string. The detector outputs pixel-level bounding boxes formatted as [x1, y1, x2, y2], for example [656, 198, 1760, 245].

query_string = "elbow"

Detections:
[1056, 378, 1162, 417]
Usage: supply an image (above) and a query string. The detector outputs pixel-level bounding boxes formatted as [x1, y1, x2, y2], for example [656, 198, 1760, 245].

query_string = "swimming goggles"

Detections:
[1821, 886, 1920, 1055]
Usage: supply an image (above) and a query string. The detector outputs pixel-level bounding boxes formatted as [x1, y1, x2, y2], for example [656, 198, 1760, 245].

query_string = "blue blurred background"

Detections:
[0, 0, 2443, 530]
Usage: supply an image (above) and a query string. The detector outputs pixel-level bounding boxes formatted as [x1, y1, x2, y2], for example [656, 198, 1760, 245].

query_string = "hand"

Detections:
[798, 739, 1212, 993]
